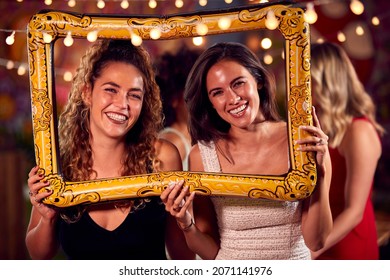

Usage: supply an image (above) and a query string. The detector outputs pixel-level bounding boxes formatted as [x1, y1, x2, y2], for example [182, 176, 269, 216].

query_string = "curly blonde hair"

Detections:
[311, 42, 384, 147]
[58, 39, 163, 221]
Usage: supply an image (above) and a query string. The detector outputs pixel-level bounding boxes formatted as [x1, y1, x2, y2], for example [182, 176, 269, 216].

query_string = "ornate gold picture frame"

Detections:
[28, 1, 316, 208]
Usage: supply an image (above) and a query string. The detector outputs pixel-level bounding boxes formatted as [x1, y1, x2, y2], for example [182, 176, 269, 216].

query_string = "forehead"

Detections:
[99, 61, 144, 86]
[207, 60, 251, 84]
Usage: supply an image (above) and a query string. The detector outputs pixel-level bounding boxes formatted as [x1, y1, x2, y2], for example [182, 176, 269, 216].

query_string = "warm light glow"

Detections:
[120, 0, 129, 9]
[225, 0, 233, 4]
[87, 30, 98, 42]
[263, 54, 273, 65]
[350, 0, 364, 15]
[199, 0, 207, 6]
[261, 37, 272, 49]
[316, 38, 325, 43]
[281, 50, 285, 60]
[6, 31, 15, 45]
[64, 32, 74, 47]
[97, 0, 105, 9]
[305, 3, 318, 24]
[218, 17, 231, 30]
[372, 16, 380, 26]
[265, 10, 278, 30]
[175, 0, 184, 8]
[131, 33, 143, 46]
[6, 60, 14, 70]
[196, 23, 208, 36]
[192, 37, 203, 46]
[44, 0, 52, 5]
[260, 0, 269, 3]
[63, 71, 73, 82]
[337, 31, 346, 42]
[43, 32, 53, 43]
[17, 64, 26, 76]
[150, 28, 161, 40]
[68, 0, 76, 7]
[355, 25, 364, 36]
[148, 0, 157, 9]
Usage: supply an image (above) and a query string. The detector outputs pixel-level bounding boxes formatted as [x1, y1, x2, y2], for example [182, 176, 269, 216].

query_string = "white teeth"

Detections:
[106, 112, 127, 122]
[230, 104, 246, 114]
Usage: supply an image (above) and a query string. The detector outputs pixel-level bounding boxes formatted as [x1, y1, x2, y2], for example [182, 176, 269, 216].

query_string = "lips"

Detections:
[106, 112, 128, 123]
[229, 103, 247, 116]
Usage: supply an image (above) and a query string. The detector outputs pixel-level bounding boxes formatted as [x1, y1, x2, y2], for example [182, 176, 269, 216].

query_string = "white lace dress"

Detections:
[198, 141, 310, 260]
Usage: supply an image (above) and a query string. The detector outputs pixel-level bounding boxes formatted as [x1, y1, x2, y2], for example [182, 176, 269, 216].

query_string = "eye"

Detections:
[210, 89, 223, 97]
[232, 79, 245, 89]
[128, 90, 143, 100]
[104, 87, 118, 94]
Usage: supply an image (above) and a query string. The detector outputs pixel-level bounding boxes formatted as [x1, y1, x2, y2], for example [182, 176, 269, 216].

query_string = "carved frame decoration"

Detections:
[27, 1, 315, 207]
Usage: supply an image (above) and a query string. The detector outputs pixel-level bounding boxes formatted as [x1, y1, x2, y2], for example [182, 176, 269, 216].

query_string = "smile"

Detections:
[106, 112, 128, 122]
[229, 104, 247, 115]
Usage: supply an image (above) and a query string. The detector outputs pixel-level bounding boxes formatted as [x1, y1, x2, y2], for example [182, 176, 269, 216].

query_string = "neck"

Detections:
[90, 139, 125, 179]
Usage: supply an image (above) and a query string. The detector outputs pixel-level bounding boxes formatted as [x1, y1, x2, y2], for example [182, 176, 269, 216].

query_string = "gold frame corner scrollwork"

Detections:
[27, 1, 315, 208]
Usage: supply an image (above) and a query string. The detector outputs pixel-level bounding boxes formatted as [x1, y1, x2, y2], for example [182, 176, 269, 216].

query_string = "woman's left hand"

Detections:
[295, 107, 329, 167]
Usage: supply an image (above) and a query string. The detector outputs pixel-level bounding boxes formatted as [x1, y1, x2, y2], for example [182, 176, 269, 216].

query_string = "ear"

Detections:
[81, 85, 92, 106]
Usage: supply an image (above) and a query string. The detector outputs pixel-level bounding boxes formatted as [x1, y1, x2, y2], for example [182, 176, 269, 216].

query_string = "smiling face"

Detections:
[85, 61, 144, 142]
[206, 59, 264, 129]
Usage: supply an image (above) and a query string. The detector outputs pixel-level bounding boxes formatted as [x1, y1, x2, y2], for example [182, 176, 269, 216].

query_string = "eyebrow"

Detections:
[102, 81, 144, 93]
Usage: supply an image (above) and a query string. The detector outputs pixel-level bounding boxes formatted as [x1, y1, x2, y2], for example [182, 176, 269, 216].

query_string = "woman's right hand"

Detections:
[160, 180, 195, 230]
[27, 166, 58, 220]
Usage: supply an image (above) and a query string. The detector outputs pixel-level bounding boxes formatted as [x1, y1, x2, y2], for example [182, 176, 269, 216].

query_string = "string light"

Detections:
[120, 0, 129, 9]
[131, 33, 143, 46]
[263, 53, 273, 65]
[372, 16, 380, 26]
[17, 64, 27, 76]
[350, 0, 364, 15]
[192, 36, 203, 46]
[148, 0, 157, 9]
[44, 0, 53, 5]
[97, 0, 105, 9]
[265, 10, 278, 30]
[225, 0, 233, 4]
[261, 37, 272, 49]
[68, 0, 76, 8]
[43, 32, 53, 43]
[304, 3, 318, 24]
[6, 31, 15, 45]
[175, 0, 184, 9]
[196, 23, 208, 36]
[6, 60, 14, 70]
[337, 31, 346, 42]
[199, 0, 207, 7]
[87, 30, 98, 42]
[64, 32, 74, 47]
[355, 25, 364, 36]
[150, 27, 161, 39]
[218, 17, 231, 30]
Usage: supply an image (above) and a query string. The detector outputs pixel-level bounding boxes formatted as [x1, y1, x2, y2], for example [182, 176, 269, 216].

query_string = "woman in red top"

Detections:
[310, 42, 385, 259]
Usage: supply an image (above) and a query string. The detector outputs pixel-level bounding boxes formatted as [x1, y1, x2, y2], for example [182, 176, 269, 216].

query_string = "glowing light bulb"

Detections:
[199, 0, 207, 6]
[63, 71, 73, 82]
[97, 0, 105, 9]
[225, 0, 233, 4]
[6, 31, 15, 45]
[261, 37, 272, 49]
[131, 34, 143, 46]
[337, 31, 346, 42]
[6, 60, 14, 70]
[316, 38, 324, 43]
[17, 64, 26, 76]
[121, 0, 129, 9]
[64, 32, 74, 47]
[260, 0, 269, 3]
[372, 16, 380, 26]
[356, 25, 364, 36]
[44, 0, 52, 5]
[218, 17, 231, 30]
[263, 54, 273, 65]
[350, 0, 364, 15]
[196, 23, 208, 36]
[192, 37, 203, 46]
[150, 28, 161, 40]
[304, 3, 318, 24]
[148, 0, 157, 9]
[265, 10, 278, 30]
[43, 32, 53, 43]
[87, 30, 98, 42]
[175, 0, 184, 8]
[68, 0, 76, 7]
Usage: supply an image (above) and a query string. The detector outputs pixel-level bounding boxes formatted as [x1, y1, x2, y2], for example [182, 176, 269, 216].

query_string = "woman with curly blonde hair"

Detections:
[25, 39, 193, 260]
[310, 42, 384, 259]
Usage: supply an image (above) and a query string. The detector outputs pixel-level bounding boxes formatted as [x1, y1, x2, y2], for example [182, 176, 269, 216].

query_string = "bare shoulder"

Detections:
[154, 138, 182, 171]
[188, 143, 204, 172]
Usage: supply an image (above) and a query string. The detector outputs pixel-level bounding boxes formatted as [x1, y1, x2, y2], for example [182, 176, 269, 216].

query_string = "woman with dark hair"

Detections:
[161, 42, 333, 260]
[26, 39, 193, 260]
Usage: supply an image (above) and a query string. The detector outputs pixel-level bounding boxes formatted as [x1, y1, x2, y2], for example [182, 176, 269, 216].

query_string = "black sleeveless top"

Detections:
[58, 197, 167, 260]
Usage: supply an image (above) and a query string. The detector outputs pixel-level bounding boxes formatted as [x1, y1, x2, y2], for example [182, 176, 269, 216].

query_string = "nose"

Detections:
[227, 88, 241, 104]
[114, 92, 129, 109]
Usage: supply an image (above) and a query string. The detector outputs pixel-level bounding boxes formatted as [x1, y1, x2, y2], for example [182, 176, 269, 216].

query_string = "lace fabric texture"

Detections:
[198, 140, 310, 260]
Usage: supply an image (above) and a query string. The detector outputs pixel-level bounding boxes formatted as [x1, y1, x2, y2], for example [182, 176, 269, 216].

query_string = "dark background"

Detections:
[0, 0, 389, 259]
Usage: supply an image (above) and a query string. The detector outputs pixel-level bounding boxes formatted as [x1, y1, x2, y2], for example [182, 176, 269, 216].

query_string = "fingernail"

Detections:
[168, 182, 175, 189]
